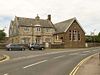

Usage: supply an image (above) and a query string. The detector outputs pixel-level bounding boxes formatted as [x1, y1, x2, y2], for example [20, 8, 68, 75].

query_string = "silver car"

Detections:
[6, 44, 25, 51]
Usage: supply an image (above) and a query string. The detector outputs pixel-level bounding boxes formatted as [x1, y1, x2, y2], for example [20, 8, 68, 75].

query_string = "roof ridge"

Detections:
[55, 17, 75, 25]
[16, 16, 34, 20]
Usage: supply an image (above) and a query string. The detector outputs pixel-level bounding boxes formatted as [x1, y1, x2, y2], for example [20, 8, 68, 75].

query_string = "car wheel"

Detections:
[7, 48, 9, 51]
[31, 48, 34, 50]
[9, 48, 12, 51]
[22, 48, 25, 51]
[41, 48, 44, 50]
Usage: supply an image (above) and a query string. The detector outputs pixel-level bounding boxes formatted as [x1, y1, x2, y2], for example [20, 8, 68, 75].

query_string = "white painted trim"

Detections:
[64, 18, 75, 32]
[74, 18, 85, 33]
[64, 17, 85, 33]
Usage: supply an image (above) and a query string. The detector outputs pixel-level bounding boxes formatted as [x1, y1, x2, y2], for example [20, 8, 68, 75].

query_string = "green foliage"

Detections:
[85, 36, 92, 42]
[0, 30, 6, 41]
[86, 32, 100, 43]
[96, 32, 100, 42]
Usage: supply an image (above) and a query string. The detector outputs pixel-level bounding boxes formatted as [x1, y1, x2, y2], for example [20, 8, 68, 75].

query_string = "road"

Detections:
[0, 47, 100, 75]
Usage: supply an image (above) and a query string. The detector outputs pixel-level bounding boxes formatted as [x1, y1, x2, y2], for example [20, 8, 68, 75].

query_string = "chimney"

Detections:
[48, 14, 51, 21]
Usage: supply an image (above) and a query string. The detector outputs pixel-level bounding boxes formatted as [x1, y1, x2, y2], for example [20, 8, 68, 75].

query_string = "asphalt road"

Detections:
[0, 47, 100, 75]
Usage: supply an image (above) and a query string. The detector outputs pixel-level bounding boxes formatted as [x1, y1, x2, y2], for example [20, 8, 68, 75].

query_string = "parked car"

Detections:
[28, 43, 45, 50]
[6, 44, 25, 51]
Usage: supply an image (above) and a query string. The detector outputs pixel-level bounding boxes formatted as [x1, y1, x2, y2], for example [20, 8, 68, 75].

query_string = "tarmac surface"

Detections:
[0, 54, 6, 61]
[76, 53, 100, 75]
[0, 48, 100, 75]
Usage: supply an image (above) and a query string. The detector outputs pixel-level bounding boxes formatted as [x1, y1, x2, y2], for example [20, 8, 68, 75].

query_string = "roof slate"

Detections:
[54, 18, 75, 33]
[16, 16, 54, 28]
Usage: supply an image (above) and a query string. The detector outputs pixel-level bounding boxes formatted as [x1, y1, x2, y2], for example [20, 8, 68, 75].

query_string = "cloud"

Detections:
[0, 0, 100, 35]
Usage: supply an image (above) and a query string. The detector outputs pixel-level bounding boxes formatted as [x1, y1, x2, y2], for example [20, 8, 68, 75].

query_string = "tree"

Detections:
[0, 30, 6, 41]
[97, 32, 100, 42]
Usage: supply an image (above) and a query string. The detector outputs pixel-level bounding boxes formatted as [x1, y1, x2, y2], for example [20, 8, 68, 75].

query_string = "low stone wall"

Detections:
[86, 43, 100, 47]
[50, 43, 64, 48]
[51, 43, 100, 48]
[0, 43, 7, 49]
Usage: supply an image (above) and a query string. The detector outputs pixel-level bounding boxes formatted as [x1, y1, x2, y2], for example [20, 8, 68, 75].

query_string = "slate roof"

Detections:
[54, 17, 85, 34]
[16, 16, 54, 28]
[54, 18, 75, 33]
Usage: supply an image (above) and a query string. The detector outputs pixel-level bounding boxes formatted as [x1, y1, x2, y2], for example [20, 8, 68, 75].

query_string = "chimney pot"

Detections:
[48, 14, 51, 21]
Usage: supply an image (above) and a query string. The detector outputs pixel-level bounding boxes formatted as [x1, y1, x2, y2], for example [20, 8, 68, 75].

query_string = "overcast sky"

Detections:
[0, 0, 100, 36]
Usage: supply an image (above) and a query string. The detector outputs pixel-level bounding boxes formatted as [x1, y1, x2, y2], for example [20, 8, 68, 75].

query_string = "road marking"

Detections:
[92, 50, 96, 51]
[85, 51, 90, 52]
[80, 53, 87, 55]
[4, 73, 8, 75]
[53, 55, 65, 59]
[0, 55, 10, 63]
[23, 60, 48, 69]
[11, 51, 70, 61]
[10, 48, 94, 61]
[69, 53, 97, 75]
[69, 53, 79, 56]
[82, 51, 89, 53]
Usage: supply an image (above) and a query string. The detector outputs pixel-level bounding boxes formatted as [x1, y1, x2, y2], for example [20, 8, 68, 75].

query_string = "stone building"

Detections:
[9, 15, 55, 47]
[54, 17, 85, 48]
[9, 15, 85, 48]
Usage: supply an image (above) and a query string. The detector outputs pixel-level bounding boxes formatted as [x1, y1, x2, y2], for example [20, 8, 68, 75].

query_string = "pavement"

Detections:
[76, 53, 100, 75]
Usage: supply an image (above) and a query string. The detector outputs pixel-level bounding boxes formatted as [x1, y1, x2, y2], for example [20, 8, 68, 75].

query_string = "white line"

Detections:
[83, 51, 90, 53]
[80, 53, 87, 55]
[23, 60, 47, 69]
[53, 55, 65, 59]
[85, 51, 90, 52]
[92, 50, 96, 51]
[69, 53, 79, 56]
[4, 73, 8, 75]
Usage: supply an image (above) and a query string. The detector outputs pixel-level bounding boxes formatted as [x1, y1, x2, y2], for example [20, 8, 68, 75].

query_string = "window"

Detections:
[46, 28, 49, 32]
[36, 27, 41, 31]
[21, 38, 30, 44]
[73, 30, 78, 41]
[69, 30, 72, 40]
[56, 35, 59, 40]
[78, 31, 80, 40]
[60, 37, 63, 40]
[24, 27, 29, 32]
[45, 38, 51, 42]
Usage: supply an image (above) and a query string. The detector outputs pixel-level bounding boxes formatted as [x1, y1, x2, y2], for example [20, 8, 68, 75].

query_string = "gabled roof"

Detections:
[15, 16, 54, 28]
[54, 17, 85, 33]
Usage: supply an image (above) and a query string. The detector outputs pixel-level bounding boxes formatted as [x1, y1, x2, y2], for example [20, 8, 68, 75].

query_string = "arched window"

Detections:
[69, 30, 72, 40]
[73, 30, 78, 41]
[78, 31, 80, 40]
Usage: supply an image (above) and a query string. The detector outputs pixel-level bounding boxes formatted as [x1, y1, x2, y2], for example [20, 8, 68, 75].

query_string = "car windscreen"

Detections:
[11, 44, 20, 46]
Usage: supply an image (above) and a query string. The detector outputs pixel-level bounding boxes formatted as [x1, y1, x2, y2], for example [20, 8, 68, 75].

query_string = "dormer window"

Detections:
[35, 14, 40, 21]
[34, 24, 41, 32]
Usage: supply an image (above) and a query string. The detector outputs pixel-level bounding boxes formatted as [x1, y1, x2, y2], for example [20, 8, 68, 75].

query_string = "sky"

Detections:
[0, 0, 100, 36]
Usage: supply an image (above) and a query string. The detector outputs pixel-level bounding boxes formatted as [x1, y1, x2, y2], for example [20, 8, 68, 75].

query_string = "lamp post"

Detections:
[91, 29, 96, 47]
